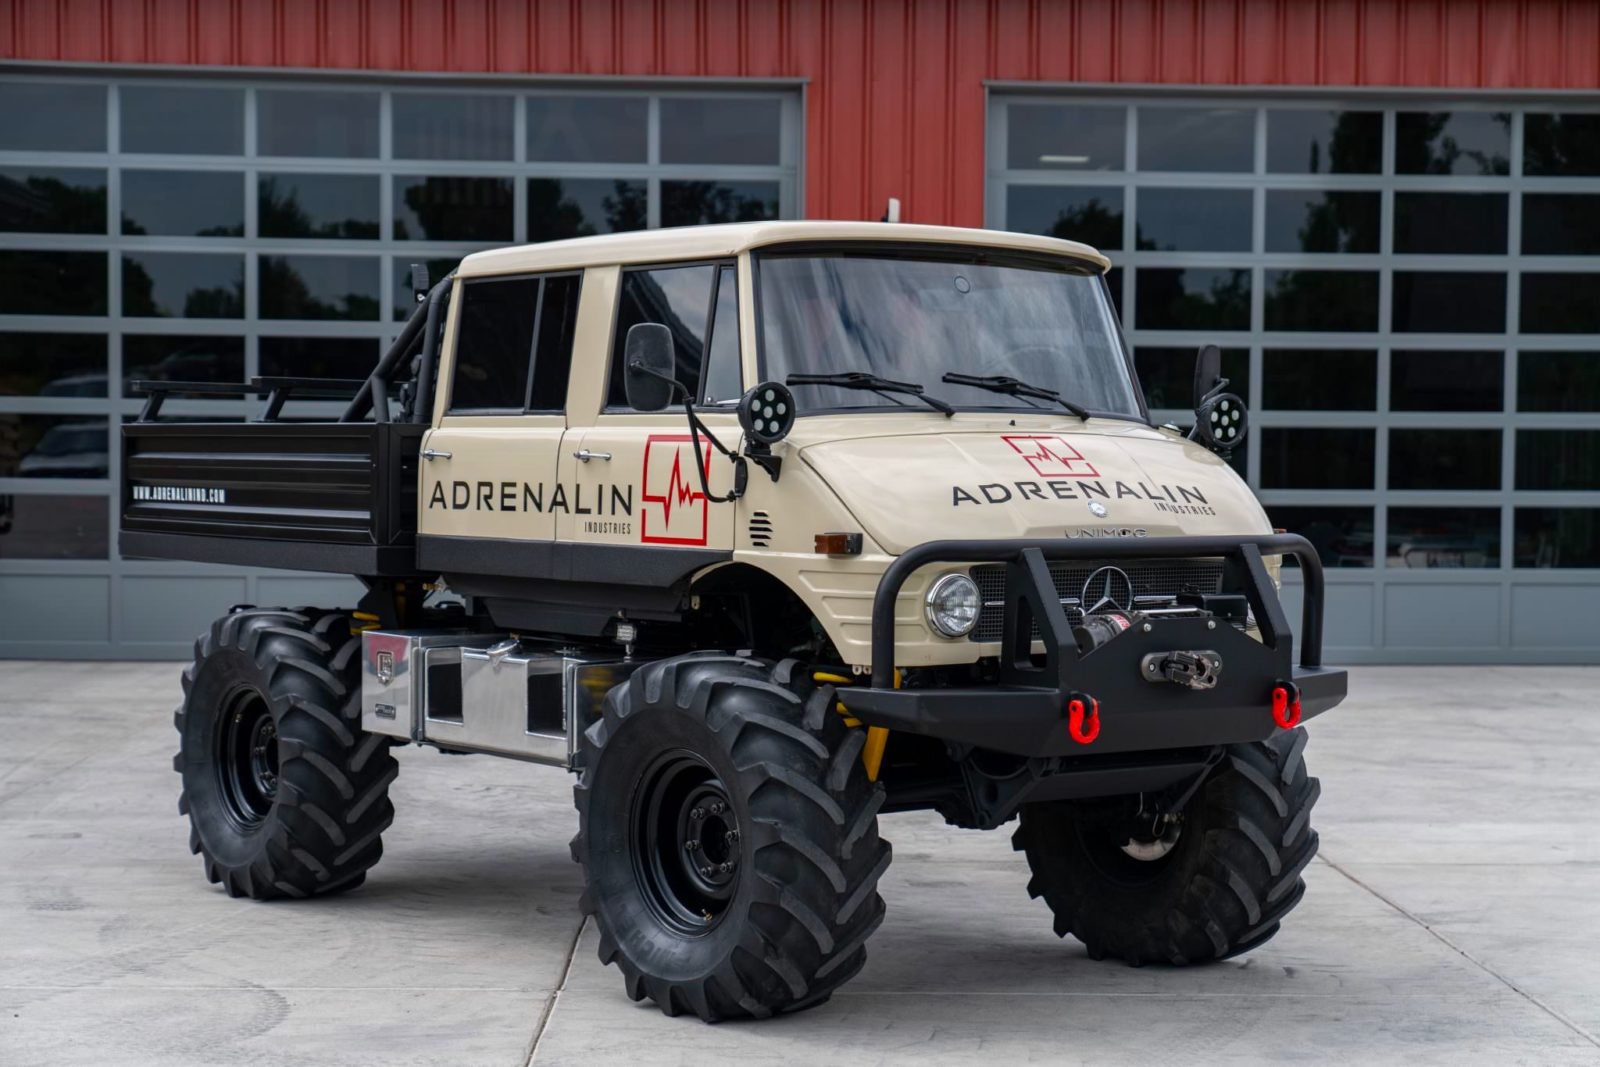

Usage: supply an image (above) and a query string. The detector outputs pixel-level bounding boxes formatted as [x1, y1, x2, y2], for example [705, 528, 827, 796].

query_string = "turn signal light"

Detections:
[814, 532, 863, 555]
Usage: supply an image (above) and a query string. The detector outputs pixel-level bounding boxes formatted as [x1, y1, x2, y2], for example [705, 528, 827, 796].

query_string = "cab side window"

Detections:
[449, 272, 581, 414]
[606, 262, 741, 409]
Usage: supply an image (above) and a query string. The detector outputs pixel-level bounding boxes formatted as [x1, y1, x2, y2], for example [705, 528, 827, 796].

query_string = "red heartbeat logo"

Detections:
[1002, 435, 1099, 478]
[641, 434, 712, 545]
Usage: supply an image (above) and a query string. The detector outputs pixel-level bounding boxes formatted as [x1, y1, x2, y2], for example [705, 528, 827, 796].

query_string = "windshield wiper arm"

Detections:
[788, 371, 955, 417]
[941, 372, 1091, 421]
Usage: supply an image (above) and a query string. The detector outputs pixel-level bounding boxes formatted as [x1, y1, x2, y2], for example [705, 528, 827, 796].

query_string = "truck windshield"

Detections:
[756, 248, 1140, 418]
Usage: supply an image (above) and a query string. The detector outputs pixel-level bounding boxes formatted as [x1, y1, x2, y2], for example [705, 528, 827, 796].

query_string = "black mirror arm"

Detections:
[682, 398, 745, 504]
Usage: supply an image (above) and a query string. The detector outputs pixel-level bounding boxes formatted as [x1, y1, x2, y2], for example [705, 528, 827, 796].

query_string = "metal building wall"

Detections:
[5, 0, 1599, 227]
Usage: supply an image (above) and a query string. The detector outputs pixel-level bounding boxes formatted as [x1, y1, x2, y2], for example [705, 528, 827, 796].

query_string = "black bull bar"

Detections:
[839, 534, 1348, 758]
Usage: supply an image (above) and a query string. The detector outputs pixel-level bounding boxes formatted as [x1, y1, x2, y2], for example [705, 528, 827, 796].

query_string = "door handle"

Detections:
[421, 448, 452, 460]
[573, 449, 612, 463]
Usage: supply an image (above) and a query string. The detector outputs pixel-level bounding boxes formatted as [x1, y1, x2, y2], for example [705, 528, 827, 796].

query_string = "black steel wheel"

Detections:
[175, 608, 399, 899]
[572, 654, 891, 1022]
[1014, 729, 1320, 966]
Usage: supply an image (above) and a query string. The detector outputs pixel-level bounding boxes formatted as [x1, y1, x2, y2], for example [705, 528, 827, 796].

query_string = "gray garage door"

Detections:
[989, 91, 1599, 664]
[0, 72, 801, 658]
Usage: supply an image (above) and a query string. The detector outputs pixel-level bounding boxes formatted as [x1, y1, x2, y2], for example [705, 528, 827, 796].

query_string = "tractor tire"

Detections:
[175, 608, 398, 899]
[571, 654, 890, 1022]
[1013, 728, 1320, 966]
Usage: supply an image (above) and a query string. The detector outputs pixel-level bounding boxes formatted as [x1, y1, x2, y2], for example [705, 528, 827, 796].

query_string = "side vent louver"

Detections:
[748, 511, 773, 548]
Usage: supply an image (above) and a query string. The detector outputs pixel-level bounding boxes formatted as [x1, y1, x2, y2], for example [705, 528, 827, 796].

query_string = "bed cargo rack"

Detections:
[119, 270, 453, 577]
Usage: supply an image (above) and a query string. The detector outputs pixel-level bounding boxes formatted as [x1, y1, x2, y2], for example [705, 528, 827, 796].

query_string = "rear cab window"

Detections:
[449, 271, 582, 414]
[605, 261, 742, 410]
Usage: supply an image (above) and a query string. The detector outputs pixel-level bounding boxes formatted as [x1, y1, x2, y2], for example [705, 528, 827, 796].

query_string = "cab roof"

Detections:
[455, 220, 1110, 278]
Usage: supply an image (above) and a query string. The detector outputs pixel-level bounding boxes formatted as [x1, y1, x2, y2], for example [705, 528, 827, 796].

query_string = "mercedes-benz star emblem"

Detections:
[1081, 566, 1135, 615]
[1087, 500, 1109, 518]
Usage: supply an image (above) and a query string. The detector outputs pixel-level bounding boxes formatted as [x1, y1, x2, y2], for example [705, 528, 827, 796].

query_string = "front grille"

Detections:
[969, 558, 1225, 642]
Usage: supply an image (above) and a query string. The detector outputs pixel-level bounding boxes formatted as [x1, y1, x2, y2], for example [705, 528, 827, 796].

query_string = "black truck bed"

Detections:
[121, 421, 427, 576]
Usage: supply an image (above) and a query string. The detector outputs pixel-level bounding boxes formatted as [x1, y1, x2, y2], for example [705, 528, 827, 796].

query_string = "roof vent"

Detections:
[748, 511, 773, 548]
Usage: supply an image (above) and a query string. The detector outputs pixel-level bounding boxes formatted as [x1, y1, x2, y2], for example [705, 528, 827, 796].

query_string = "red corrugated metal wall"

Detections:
[4, 0, 1598, 226]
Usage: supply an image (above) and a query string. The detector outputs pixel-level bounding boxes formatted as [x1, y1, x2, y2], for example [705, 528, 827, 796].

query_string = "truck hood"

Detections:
[797, 422, 1268, 555]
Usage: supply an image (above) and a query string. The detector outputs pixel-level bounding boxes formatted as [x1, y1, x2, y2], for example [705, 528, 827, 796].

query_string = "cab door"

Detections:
[418, 272, 582, 553]
[556, 261, 744, 558]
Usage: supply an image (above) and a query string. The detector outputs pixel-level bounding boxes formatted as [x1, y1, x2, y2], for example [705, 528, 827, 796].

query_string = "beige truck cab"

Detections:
[126, 220, 1344, 1023]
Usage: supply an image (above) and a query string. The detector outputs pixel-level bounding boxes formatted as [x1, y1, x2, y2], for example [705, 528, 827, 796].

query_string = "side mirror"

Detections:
[1189, 345, 1247, 454]
[738, 381, 796, 446]
[623, 323, 678, 412]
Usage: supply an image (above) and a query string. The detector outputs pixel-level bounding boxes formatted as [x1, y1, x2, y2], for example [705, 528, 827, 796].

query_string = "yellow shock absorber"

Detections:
[813, 669, 893, 783]
[350, 610, 381, 633]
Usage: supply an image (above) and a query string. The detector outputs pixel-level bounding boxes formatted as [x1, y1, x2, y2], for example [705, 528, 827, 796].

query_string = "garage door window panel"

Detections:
[0, 82, 105, 152]
[1393, 272, 1506, 334]
[1393, 193, 1507, 255]
[1389, 507, 1501, 568]
[1266, 110, 1383, 174]
[395, 176, 513, 242]
[1395, 112, 1510, 176]
[1007, 186, 1123, 250]
[1515, 509, 1600, 568]
[1006, 104, 1125, 171]
[1264, 271, 1379, 332]
[0, 167, 106, 235]
[0, 494, 108, 560]
[259, 255, 379, 321]
[1389, 430, 1502, 491]
[257, 89, 379, 159]
[1134, 269, 1250, 331]
[123, 253, 243, 319]
[121, 170, 244, 237]
[260, 174, 380, 240]
[0, 251, 106, 316]
[1523, 114, 1600, 177]
[528, 179, 648, 243]
[1137, 108, 1254, 172]
[1267, 506, 1374, 569]
[1516, 431, 1600, 492]
[1391, 351, 1504, 412]
[1136, 347, 1248, 409]
[1262, 349, 1376, 410]
[1520, 274, 1600, 334]
[259, 337, 380, 381]
[1, 333, 106, 397]
[392, 93, 514, 162]
[1518, 352, 1600, 411]
[123, 335, 243, 397]
[1264, 190, 1379, 254]
[1259, 428, 1375, 490]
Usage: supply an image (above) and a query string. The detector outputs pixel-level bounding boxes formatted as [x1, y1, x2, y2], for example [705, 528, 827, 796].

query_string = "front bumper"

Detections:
[839, 534, 1348, 758]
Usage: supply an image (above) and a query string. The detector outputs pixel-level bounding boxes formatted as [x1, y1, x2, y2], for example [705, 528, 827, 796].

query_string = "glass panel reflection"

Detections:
[0, 167, 106, 234]
[0, 494, 107, 559]
[1265, 109, 1382, 174]
[1005, 186, 1123, 250]
[0, 333, 106, 397]
[120, 86, 243, 155]
[1389, 429, 1501, 490]
[259, 173, 380, 239]
[1006, 104, 1125, 171]
[1133, 269, 1250, 331]
[122, 253, 244, 319]
[660, 98, 782, 165]
[1261, 349, 1376, 410]
[1515, 509, 1600, 568]
[392, 94, 514, 161]
[1391, 351, 1503, 411]
[528, 96, 648, 163]
[1388, 507, 1500, 568]
[259, 337, 380, 380]
[7, 414, 109, 479]
[1264, 190, 1379, 253]
[394, 176, 513, 242]
[259, 255, 380, 321]
[257, 89, 379, 158]
[661, 181, 778, 226]
[1134, 347, 1247, 409]
[1518, 351, 1600, 411]
[0, 251, 106, 316]
[1137, 107, 1254, 171]
[0, 82, 104, 151]
[1264, 271, 1378, 332]
[1394, 192, 1507, 255]
[1135, 188, 1251, 252]
[1259, 428, 1375, 489]
[1522, 194, 1600, 255]
[1515, 430, 1600, 491]
[1392, 272, 1506, 333]
[1523, 114, 1600, 177]
[1395, 112, 1510, 175]
[1520, 273, 1600, 334]
[120, 170, 243, 237]
[122, 335, 243, 396]
[527, 179, 648, 243]
[1267, 506, 1374, 568]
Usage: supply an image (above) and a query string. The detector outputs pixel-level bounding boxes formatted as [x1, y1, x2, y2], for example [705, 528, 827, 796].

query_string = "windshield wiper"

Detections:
[941, 372, 1091, 420]
[788, 371, 955, 417]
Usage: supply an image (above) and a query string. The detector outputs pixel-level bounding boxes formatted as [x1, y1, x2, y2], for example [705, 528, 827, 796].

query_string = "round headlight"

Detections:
[925, 573, 981, 639]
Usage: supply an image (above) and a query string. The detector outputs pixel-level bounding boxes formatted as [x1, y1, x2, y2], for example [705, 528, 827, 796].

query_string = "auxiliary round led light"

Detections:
[738, 381, 797, 445]
[925, 573, 981, 639]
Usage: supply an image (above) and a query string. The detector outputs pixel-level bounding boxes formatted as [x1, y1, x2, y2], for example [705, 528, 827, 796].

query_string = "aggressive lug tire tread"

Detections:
[175, 608, 398, 900]
[1013, 728, 1319, 967]
[571, 653, 890, 1023]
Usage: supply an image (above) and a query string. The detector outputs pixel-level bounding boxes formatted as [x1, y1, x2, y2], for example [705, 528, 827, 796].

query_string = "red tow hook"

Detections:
[1066, 694, 1101, 745]
[1271, 682, 1303, 730]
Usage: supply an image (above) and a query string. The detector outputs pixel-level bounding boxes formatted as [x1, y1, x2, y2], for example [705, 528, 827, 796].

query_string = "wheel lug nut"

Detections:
[700, 867, 715, 878]
[689, 807, 705, 821]
[718, 862, 732, 873]
[724, 830, 739, 843]
[684, 840, 699, 852]
[709, 801, 725, 816]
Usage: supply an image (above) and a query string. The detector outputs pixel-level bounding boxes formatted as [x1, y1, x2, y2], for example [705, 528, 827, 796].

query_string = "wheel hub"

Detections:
[632, 752, 743, 934]
[217, 687, 278, 831]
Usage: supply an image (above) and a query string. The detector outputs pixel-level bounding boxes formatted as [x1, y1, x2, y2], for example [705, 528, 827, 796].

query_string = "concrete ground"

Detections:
[1, 663, 1597, 1066]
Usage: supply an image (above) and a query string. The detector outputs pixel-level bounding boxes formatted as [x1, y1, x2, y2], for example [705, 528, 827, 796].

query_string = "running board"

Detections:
[359, 630, 640, 768]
